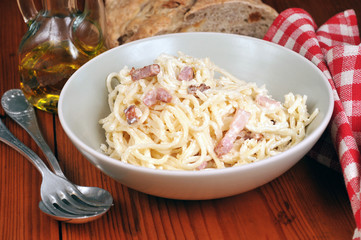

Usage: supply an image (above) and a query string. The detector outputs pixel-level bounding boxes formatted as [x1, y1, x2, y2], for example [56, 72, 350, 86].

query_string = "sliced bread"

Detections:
[105, 0, 278, 48]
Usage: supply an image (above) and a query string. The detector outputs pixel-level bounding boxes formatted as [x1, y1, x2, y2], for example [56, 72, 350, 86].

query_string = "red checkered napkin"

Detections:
[264, 8, 361, 239]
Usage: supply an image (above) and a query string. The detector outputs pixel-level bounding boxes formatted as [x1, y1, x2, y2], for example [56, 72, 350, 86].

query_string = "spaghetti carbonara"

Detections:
[99, 52, 318, 170]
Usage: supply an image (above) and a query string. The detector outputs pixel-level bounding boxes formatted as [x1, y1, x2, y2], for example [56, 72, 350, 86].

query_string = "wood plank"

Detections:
[259, 158, 354, 239]
[0, 0, 60, 238]
[0, 116, 60, 240]
[0, 0, 359, 239]
[55, 114, 355, 239]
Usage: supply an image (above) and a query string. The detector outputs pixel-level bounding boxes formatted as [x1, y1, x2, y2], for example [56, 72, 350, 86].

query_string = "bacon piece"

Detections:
[177, 66, 194, 81]
[156, 88, 172, 103]
[214, 109, 251, 157]
[143, 88, 172, 107]
[187, 83, 210, 94]
[143, 90, 158, 107]
[130, 64, 160, 81]
[124, 105, 142, 124]
[256, 95, 281, 108]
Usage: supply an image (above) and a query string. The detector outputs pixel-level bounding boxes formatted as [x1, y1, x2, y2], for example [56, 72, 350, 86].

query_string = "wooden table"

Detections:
[0, 0, 359, 239]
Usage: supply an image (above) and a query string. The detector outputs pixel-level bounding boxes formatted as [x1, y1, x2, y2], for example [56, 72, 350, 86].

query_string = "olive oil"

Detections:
[19, 40, 106, 113]
[17, 0, 108, 114]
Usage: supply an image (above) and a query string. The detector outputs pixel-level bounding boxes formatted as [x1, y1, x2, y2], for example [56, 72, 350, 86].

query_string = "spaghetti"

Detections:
[99, 53, 318, 170]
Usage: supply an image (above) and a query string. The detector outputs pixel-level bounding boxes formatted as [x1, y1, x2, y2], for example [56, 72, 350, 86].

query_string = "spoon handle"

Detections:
[0, 119, 52, 177]
[1, 89, 66, 178]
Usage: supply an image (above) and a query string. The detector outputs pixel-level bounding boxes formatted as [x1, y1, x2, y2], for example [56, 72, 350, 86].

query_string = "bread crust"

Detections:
[105, 0, 278, 48]
[182, 0, 278, 38]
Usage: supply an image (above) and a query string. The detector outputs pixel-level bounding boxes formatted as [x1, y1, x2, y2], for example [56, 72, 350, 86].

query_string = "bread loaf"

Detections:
[105, 0, 278, 48]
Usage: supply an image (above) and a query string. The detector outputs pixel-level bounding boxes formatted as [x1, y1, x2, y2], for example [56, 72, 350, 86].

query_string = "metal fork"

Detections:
[0, 119, 111, 219]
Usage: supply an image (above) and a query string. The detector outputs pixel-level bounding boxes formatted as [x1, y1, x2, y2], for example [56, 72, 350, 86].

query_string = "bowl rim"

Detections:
[58, 32, 334, 177]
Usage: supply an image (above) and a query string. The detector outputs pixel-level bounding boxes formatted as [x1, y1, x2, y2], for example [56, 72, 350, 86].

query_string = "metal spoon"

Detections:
[1, 89, 113, 223]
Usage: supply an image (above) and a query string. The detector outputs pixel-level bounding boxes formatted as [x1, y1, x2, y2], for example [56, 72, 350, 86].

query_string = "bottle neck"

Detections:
[42, 0, 77, 15]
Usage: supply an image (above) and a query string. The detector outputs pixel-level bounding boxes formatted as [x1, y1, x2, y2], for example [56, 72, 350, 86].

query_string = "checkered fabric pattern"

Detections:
[264, 8, 361, 239]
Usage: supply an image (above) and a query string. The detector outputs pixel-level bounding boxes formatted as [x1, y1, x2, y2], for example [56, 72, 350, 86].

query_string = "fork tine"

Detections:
[43, 194, 104, 216]
[42, 195, 61, 215]
[55, 201, 103, 216]
[54, 197, 105, 216]
[66, 186, 112, 208]
[40, 201, 86, 218]
[59, 190, 108, 212]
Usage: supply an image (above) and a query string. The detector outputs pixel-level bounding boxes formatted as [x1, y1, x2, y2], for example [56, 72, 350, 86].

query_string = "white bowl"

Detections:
[58, 32, 333, 200]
